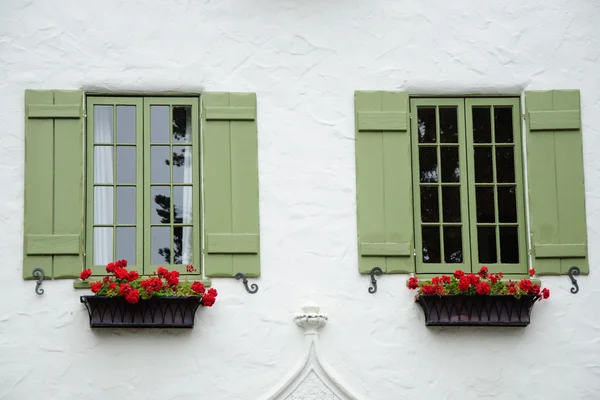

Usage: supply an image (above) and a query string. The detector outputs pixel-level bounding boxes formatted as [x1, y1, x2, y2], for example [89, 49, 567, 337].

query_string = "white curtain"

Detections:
[93, 106, 114, 266]
[181, 109, 193, 265]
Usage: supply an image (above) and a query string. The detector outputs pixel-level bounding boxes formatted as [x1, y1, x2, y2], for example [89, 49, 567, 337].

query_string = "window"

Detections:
[354, 90, 588, 277]
[86, 97, 201, 276]
[410, 98, 526, 274]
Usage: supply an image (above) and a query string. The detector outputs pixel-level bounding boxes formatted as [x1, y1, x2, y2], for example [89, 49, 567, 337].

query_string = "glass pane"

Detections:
[417, 107, 436, 143]
[440, 146, 460, 182]
[151, 146, 171, 183]
[94, 147, 114, 184]
[173, 106, 192, 143]
[439, 107, 458, 143]
[116, 146, 136, 184]
[94, 187, 113, 224]
[151, 227, 171, 265]
[494, 107, 513, 143]
[172, 146, 192, 183]
[422, 226, 441, 263]
[174, 186, 193, 224]
[473, 107, 492, 143]
[474, 147, 493, 183]
[116, 106, 136, 143]
[173, 226, 193, 264]
[93, 227, 113, 265]
[419, 147, 438, 183]
[151, 106, 170, 143]
[477, 227, 497, 263]
[420, 186, 439, 223]
[500, 227, 519, 263]
[496, 147, 515, 183]
[116, 187, 135, 224]
[497, 186, 517, 223]
[442, 186, 461, 222]
[116, 227, 136, 265]
[444, 227, 463, 263]
[151, 186, 171, 224]
[476, 187, 495, 223]
[94, 106, 113, 144]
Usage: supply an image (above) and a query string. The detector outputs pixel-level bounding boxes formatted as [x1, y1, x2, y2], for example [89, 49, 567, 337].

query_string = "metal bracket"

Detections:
[32, 268, 45, 295]
[368, 267, 383, 294]
[235, 272, 259, 294]
[568, 266, 580, 294]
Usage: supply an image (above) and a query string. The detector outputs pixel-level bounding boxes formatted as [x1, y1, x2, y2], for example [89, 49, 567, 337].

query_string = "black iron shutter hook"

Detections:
[368, 267, 383, 294]
[568, 266, 580, 294]
[32, 268, 45, 295]
[235, 272, 259, 294]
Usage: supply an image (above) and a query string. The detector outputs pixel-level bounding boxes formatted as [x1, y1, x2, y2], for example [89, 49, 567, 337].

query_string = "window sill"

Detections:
[73, 278, 212, 290]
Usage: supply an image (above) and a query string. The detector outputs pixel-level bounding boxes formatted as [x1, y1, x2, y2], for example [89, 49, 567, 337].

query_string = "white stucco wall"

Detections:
[1, 0, 600, 398]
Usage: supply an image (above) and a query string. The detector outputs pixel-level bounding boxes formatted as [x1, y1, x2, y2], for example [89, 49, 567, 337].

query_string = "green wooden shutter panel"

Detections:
[525, 89, 589, 275]
[23, 89, 85, 279]
[354, 91, 415, 274]
[202, 92, 260, 278]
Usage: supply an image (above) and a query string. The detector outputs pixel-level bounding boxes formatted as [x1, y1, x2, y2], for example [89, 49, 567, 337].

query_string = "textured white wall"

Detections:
[1, 0, 600, 399]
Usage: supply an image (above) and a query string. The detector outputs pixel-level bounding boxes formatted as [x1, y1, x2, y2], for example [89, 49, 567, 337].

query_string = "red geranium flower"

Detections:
[441, 275, 451, 284]
[458, 276, 470, 291]
[490, 274, 498, 284]
[119, 283, 132, 296]
[421, 285, 436, 295]
[191, 281, 206, 294]
[202, 293, 216, 307]
[454, 270, 465, 279]
[80, 269, 92, 280]
[468, 274, 480, 285]
[407, 277, 419, 290]
[476, 282, 491, 295]
[529, 268, 536, 277]
[157, 267, 169, 278]
[109, 282, 117, 290]
[207, 288, 218, 297]
[90, 282, 102, 293]
[542, 288, 550, 299]
[127, 270, 139, 282]
[530, 284, 541, 296]
[478, 266, 489, 278]
[519, 279, 532, 292]
[125, 289, 139, 304]
[114, 267, 129, 280]
[186, 264, 196, 273]
[106, 262, 116, 273]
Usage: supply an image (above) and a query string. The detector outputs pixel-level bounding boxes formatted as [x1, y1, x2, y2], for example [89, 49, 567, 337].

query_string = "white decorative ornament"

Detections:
[264, 304, 362, 400]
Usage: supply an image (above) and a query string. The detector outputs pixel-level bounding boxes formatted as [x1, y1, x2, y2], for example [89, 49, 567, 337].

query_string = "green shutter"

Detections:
[23, 90, 84, 279]
[525, 90, 588, 275]
[202, 93, 260, 277]
[354, 91, 415, 274]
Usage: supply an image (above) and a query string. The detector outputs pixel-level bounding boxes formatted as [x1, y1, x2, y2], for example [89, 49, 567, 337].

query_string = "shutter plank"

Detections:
[204, 106, 255, 121]
[28, 104, 81, 119]
[360, 242, 411, 256]
[206, 234, 259, 254]
[357, 111, 407, 131]
[23, 90, 54, 279]
[53, 90, 84, 278]
[26, 235, 80, 255]
[529, 110, 580, 131]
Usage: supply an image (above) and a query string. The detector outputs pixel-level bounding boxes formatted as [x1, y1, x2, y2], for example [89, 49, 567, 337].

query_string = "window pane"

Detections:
[474, 147, 493, 183]
[420, 186, 439, 223]
[476, 187, 495, 223]
[422, 226, 441, 263]
[94, 106, 113, 144]
[440, 146, 460, 182]
[173, 106, 192, 143]
[151, 106, 170, 143]
[116, 106, 136, 143]
[116, 146, 136, 184]
[500, 227, 519, 263]
[94, 147, 114, 184]
[477, 227, 497, 263]
[151, 146, 170, 183]
[419, 147, 438, 183]
[173, 226, 193, 264]
[116, 227, 136, 265]
[94, 187, 113, 224]
[172, 146, 192, 184]
[444, 227, 463, 263]
[442, 186, 461, 222]
[439, 107, 458, 143]
[472, 107, 491, 143]
[497, 186, 517, 223]
[93, 227, 113, 265]
[494, 107, 513, 143]
[417, 107, 436, 143]
[174, 186, 193, 224]
[116, 187, 136, 224]
[151, 226, 171, 265]
[496, 147, 515, 183]
[151, 186, 171, 224]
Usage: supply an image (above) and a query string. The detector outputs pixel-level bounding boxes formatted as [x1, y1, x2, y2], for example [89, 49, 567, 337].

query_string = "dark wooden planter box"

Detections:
[416, 294, 539, 327]
[80, 296, 203, 328]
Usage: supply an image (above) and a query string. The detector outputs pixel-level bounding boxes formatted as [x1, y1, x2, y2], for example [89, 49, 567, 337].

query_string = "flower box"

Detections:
[80, 295, 203, 328]
[416, 294, 539, 327]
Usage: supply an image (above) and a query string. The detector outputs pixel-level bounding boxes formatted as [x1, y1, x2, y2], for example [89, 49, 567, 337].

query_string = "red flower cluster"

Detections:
[79, 260, 218, 307]
[406, 266, 550, 301]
